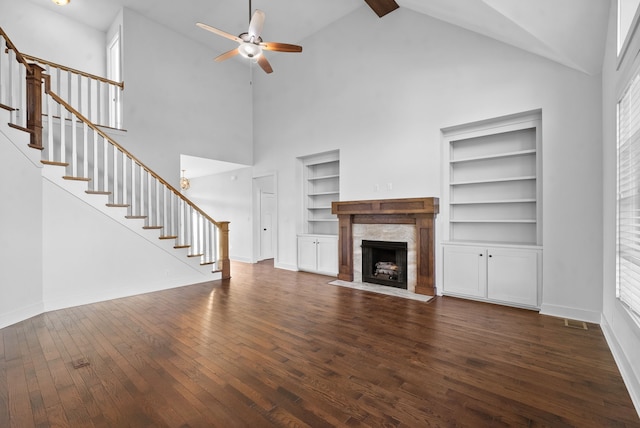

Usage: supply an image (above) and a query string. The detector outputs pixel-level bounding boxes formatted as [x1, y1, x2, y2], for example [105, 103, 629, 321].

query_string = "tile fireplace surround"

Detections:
[331, 197, 439, 296]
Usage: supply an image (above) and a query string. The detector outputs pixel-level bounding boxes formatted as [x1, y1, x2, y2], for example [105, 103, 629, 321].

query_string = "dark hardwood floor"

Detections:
[0, 260, 638, 427]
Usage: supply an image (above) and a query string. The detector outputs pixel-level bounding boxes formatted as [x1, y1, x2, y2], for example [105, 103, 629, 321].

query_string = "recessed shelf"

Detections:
[308, 174, 339, 181]
[309, 191, 339, 196]
[450, 176, 536, 186]
[450, 199, 536, 205]
[451, 149, 536, 163]
[450, 219, 536, 224]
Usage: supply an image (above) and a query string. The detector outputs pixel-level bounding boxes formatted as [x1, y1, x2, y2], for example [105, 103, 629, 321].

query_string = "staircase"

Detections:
[0, 28, 230, 282]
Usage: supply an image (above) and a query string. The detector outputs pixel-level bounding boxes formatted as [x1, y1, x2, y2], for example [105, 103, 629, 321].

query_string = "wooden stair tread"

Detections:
[142, 226, 163, 230]
[174, 245, 190, 249]
[159, 236, 178, 240]
[106, 203, 129, 208]
[125, 215, 147, 219]
[0, 103, 15, 111]
[200, 261, 214, 266]
[8, 123, 33, 134]
[85, 190, 111, 195]
[41, 160, 69, 167]
[187, 254, 203, 258]
[63, 176, 91, 182]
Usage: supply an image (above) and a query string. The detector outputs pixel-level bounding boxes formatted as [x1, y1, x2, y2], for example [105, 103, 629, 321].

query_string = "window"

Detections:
[619, 0, 640, 55]
[617, 67, 640, 322]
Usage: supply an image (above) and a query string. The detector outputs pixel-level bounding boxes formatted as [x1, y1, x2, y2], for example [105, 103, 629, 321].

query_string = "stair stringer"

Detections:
[41, 166, 222, 312]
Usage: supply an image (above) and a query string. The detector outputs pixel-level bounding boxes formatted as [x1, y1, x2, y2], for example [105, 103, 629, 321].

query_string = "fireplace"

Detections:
[361, 240, 408, 289]
[332, 197, 439, 296]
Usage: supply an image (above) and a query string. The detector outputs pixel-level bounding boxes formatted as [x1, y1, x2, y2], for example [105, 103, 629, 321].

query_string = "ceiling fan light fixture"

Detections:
[52, 0, 70, 5]
[238, 42, 262, 59]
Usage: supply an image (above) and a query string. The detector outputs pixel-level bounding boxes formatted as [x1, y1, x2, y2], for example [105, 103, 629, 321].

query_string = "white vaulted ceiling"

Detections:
[27, 0, 610, 75]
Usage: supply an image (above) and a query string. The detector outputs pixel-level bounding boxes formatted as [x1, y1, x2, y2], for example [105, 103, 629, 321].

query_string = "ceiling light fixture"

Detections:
[52, 0, 70, 5]
[238, 42, 262, 59]
[180, 170, 191, 190]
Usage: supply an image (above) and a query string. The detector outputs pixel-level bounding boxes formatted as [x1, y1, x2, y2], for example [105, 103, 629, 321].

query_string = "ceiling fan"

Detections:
[196, 1, 302, 74]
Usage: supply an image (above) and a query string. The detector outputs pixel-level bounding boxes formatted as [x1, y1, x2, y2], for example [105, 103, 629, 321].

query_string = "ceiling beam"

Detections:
[364, 0, 399, 18]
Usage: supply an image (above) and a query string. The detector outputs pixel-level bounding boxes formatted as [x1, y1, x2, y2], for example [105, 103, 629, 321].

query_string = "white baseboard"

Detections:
[539, 303, 601, 323]
[230, 256, 253, 263]
[0, 301, 44, 330]
[274, 262, 299, 272]
[600, 314, 640, 419]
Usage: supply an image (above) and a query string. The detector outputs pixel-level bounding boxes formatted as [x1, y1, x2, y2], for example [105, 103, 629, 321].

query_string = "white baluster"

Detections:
[87, 78, 92, 124]
[145, 171, 151, 224]
[59, 106, 66, 165]
[77, 74, 82, 119]
[131, 160, 137, 215]
[71, 111, 77, 177]
[55, 68, 61, 118]
[82, 122, 89, 179]
[47, 94, 54, 162]
[92, 129, 99, 191]
[0, 38, 5, 105]
[102, 135, 109, 193]
[17, 59, 25, 127]
[96, 81, 102, 126]
[7, 49, 14, 110]
[112, 145, 119, 203]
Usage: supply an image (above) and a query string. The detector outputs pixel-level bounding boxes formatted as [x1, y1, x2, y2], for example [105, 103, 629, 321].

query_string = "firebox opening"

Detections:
[361, 240, 408, 289]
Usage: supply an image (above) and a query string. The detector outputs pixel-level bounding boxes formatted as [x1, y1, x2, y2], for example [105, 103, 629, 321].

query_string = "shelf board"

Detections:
[450, 199, 536, 205]
[308, 191, 339, 196]
[450, 175, 536, 186]
[308, 206, 332, 210]
[308, 174, 339, 181]
[451, 149, 536, 163]
[450, 219, 536, 224]
[309, 219, 338, 222]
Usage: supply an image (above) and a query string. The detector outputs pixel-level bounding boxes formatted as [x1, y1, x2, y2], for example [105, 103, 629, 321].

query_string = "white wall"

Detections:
[186, 167, 254, 263]
[42, 177, 213, 311]
[0, 116, 44, 329]
[0, 0, 105, 75]
[253, 7, 604, 320]
[120, 8, 253, 186]
[601, 1, 640, 413]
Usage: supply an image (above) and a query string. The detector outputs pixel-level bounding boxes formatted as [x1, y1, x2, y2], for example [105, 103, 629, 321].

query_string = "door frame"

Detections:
[252, 172, 277, 263]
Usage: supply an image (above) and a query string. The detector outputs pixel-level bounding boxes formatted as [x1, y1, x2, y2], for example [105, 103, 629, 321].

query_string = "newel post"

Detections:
[26, 63, 44, 150]
[218, 221, 231, 279]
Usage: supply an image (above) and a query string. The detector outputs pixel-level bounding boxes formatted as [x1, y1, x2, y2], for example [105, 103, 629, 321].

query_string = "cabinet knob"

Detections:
[489, 254, 493, 258]
[479, 253, 483, 256]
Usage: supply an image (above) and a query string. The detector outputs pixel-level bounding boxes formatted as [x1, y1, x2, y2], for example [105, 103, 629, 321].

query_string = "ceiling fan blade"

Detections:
[257, 55, 273, 74]
[196, 22, 242, 43]
[248, 10, 265, 39]
[364, 0, 399, 18]
[215, 48, 240, 62]
[261, 42, 303, 53]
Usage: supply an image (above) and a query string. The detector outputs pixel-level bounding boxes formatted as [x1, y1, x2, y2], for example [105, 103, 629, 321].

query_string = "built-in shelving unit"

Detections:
[447, 121, 541, 245]
[441, 111, 542, 310]
[300, 150, 340, 235]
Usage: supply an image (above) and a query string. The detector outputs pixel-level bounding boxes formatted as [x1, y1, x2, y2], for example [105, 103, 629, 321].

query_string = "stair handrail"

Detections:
[42, 74, 223, 229]
[0, 27, 32, 74]
[22, 53, 124, 89]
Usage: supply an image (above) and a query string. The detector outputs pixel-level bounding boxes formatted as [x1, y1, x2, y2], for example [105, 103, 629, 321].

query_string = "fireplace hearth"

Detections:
[362, 240, 408, 289]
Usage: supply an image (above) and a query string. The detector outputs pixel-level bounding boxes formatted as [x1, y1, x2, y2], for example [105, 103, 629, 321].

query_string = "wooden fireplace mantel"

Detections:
[331, 197, 439, 296]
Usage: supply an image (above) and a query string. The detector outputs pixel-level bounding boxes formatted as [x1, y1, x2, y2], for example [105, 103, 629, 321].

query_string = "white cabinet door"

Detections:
[443, 245, 487, 298]
[298, 236, 318, 272]
[487, 248, 538, 307]
[316, 236, 338, 275]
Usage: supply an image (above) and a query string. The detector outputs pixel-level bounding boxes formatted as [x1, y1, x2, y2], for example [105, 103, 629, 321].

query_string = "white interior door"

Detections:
[107, 30, 122, 128]
[259, 192, 275, 260]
